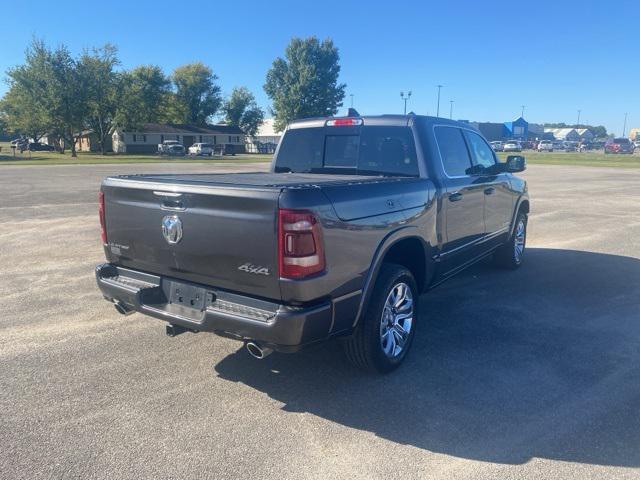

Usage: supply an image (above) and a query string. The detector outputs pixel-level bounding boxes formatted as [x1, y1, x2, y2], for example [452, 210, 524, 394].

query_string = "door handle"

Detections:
[484, 187, 495, 195]
[449, 192, 463, 202]
[161, 199, 185, 210]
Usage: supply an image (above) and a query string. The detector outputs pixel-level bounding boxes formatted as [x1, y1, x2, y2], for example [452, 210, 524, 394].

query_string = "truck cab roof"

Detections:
[287, 114, 466, 130]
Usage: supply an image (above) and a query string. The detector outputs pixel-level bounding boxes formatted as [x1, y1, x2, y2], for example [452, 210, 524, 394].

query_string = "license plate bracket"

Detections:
[167, 280, 206, 311]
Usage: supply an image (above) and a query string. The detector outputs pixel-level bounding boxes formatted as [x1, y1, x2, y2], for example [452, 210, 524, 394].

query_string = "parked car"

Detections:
[489, 141, 504, 152]
[633, 140, 640, 150]
[188, 143, 215, 156]
[28, 142, 55, 151]
[578, 141, 593, 152]
[537, 140, 553, 152]
[552, 140, 564, 151]
[563, 141, 578, 152]
[503, 140, 522, 152]
[605, 137, 635, 154]
[11, 138, 29, 150]
[96, 114, 529, 373]
[157, 140, 185, 156]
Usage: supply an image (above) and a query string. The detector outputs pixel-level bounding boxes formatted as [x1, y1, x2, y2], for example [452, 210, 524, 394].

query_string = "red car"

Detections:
[605, 138, 635, 154]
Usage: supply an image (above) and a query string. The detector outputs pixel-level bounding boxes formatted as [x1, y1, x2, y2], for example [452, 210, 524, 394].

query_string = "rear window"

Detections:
[614, 138, 630, 144]
[275, 126, 419, 176]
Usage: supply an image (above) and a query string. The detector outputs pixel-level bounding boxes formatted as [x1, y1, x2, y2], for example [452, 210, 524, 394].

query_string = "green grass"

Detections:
[498, 150, 640, 168]
[0, 142, 273, 165]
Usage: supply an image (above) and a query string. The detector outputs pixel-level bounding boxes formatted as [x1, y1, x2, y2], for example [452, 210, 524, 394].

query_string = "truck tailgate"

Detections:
[102, 177, 281, 300]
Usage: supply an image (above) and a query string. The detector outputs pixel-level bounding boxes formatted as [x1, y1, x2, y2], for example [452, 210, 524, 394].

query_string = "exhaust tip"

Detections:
[113, 300, 134, 316]
[246, 341, 273, 359]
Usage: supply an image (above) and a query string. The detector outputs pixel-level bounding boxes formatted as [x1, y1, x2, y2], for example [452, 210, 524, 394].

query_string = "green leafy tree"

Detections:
[115, 65, 172, 129]
[0, 82, 51, 142]
[6, 39, 88, 156]
[171, 62, 222, 124]
[264, 37, 346, 131]
[222, 87, 265, 136]
[78, 44, 120, 154]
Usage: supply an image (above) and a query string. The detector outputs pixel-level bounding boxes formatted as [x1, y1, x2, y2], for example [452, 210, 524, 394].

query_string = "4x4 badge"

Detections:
[238, 263, 270, 276]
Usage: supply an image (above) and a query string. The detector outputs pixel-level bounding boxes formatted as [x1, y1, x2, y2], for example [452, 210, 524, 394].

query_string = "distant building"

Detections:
[246, 118, 283, 154]
[472, 117, 533, 141]
[544, 128, 581, 141]
[112, 123, 245, 154]
[475, 122, 506, 142]
[628, 128, 640, 140]
[576, 128, 594, 141]
[504, 117, 529, 139]
[75, 129, 112, 152]
[254, 118, 282, 144]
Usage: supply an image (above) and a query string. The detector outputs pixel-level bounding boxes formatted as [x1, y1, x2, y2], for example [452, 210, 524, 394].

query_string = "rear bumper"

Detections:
[96, 264, 358, 352]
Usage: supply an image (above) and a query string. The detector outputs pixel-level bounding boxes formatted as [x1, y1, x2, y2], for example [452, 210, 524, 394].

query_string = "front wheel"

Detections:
[342, 264, 418, 373]
[494, 212, 527, 269]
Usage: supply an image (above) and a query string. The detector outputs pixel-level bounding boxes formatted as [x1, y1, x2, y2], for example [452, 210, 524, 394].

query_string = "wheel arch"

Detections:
[351, 229, 435, 329]
[509, 196, 530, 237]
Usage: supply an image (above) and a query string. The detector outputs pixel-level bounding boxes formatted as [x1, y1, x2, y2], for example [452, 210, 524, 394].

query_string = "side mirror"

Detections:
[506, 155, 526, 173]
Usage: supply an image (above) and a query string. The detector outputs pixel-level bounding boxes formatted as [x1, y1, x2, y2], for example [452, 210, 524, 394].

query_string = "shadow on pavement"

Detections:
[214, 248, 640, 466]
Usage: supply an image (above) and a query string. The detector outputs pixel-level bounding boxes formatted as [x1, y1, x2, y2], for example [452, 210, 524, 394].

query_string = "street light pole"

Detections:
[623, 112, 628, 137]
[400, 91, 412, 115]
[350, 94, 354, 108]
[436, 85, 443, 117]
[449, 100, 454, 119]
[577, 109, 581, 126]
[521, 105, 525, 118]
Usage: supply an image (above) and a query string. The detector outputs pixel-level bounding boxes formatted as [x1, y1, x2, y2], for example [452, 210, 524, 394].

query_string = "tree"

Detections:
[264, 37, 346, 131]
[79, 44, 120, 154]
[171, 62, 222, 124]
[0, 82, 51, 142]
[222, 87, 265, 136]
[115, 65, 171, 129]
[6, 39, 88, 156]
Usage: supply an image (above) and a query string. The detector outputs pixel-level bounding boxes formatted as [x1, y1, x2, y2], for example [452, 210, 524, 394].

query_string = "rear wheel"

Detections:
[494, 212, 527, 269]
[342, 264, 418, 373]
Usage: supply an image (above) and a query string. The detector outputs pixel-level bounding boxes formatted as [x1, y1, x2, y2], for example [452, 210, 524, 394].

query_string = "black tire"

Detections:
[342, 264, 419, 373]
[494, 211, 527, 269]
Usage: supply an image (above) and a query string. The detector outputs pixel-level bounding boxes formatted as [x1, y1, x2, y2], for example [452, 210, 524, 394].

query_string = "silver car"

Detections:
[503, 140, 522, 152]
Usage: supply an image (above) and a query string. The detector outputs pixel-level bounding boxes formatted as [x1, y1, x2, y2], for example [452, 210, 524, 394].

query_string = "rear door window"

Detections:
[463, 130, 497, 169]
[434, 126, 472, 176]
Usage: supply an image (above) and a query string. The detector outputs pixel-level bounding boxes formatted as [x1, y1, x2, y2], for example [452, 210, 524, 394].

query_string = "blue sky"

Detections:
[1, 0, 638, 135]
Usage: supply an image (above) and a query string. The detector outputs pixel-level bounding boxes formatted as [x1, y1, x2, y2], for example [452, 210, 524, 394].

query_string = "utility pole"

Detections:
[436, 85, 443, 117]
[577, 109, 581, 126]
[449, 100, 454, 119]
[350, 94, 354, 108]
[521, 105, 525, 118]
[623, 113, 628, 137]
[400, 91, 412, 115]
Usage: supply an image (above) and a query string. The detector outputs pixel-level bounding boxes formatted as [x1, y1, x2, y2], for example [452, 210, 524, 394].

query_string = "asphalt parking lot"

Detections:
[1, 162, 639, 479]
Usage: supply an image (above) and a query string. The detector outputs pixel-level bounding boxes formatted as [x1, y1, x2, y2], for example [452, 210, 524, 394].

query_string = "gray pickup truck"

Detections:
[96, 114, 529, 372]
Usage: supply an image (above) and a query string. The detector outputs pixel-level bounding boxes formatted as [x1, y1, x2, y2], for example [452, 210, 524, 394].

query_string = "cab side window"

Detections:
[464, 131, 496, 170]
[434, 126, 472, 177]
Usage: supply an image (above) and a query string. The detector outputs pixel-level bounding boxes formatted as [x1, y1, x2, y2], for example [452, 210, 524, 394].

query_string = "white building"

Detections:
[112, 123, 245, 154]
[544, 128, 581, 141]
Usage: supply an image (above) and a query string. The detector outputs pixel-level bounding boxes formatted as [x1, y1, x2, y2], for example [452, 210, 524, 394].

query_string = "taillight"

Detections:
[278, 209, 325, 279]
[98, 191, 107, 244]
